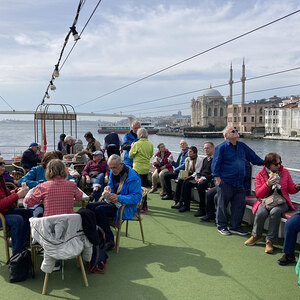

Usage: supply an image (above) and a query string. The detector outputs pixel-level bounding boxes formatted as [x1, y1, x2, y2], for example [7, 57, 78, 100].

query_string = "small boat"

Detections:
[97, 121, 159, 134]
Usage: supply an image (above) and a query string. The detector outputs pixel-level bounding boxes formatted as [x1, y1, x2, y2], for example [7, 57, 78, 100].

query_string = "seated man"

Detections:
[194, 142, 214, 217]
[64, 135, 88, 163]
[161, 140, 189, 200]
[81, 151, 109, 201]
[83, 131, 101, 159]
[86, 154, 142, 251]
[200, 186, 218, 222]
[21, 142, 41, 172]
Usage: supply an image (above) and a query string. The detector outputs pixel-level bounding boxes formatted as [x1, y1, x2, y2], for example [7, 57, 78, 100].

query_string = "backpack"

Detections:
[7, 249, 33, 283]
[88, 225, 108, 273]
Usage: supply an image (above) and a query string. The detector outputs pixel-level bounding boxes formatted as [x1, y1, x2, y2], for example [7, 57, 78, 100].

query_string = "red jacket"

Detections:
[153, 149, 173, 172]
[253, 165, 298, 214]
[0, 177, 19, 214]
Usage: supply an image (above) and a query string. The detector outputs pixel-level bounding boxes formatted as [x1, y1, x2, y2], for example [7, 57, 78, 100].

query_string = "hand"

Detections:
[216, 177, 221, 186]
[104, 176, 109, 184]
[161, 165, 166, 170]
[17, 187, 29, 198]
[86, 176, 91, 184]
[295, 183, 300, 190]
[104, 186, 111, 192]
[267, 177, 277, 187]
[109, 193, 118, 203]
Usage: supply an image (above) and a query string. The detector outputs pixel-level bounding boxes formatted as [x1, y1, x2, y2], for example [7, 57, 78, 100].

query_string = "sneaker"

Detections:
[265, 240, 274, 254]
[230, 228, 248, 236]
[217, 228, 231, 236]
[194, 209, 206, 217]
[178, 205, 190, 213]
[277, 253, 296, 266]
[244, 235, 262, 246]
[161, 194, 173, 200]
[53, 261, 61, 272]
[140, 205, 148, 214]
[171, 202, 182, 209]
[200, 215, 215, 222]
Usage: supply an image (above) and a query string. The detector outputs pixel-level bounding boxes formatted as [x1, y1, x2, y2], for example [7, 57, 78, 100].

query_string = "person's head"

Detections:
[59, 133, 66, 142]
[29, 142, 39, 153]
[41, 151, 63, 169]
[157, 143, 166, 153]
[0, 156, 6, 176]
[92, 150, 104, 163]
[45, 159, 68, 180]
[223, 126, 239, 143]
[203, 141, 214, 157]
[188, 146, 198, 158]
[84, 131, 94, 142]
[179, 140, 188, 151]
[137, 127, 148, 139]
[64, 135, 74, 145]
[131, 121, 141, 134]
[107, 154, 123, 176]
[264, 152, 282, 172]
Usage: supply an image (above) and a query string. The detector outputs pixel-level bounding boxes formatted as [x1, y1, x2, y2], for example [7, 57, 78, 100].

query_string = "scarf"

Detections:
[188, 156, 197, 175]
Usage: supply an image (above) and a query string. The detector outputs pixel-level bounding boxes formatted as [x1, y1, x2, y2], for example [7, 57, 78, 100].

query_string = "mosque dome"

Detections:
[202, 88, 222, 97]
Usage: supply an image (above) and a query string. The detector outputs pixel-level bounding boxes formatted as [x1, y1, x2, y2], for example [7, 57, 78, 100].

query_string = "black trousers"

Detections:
[197, 180, 210, 211]
[163, 172, 178, 196]
[175, 177, 197, 208]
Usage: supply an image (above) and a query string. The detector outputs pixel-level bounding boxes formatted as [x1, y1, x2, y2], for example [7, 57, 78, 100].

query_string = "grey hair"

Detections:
[64, 135, 73, 142]
[108, 154, 122, 166]
[222, 126, 232, 138]
[137, 127, 148, 139]
[131, 121, 141, 128]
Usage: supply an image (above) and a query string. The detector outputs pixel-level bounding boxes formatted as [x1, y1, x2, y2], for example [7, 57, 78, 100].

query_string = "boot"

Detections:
[265, 240, 273, 254]
[244, 235, 262, 246]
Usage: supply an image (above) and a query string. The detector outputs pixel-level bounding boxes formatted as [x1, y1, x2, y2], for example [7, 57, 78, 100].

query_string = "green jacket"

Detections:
[129, 138, 153, 175]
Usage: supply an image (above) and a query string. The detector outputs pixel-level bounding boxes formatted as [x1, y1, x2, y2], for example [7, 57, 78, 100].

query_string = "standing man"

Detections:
[122, 121, 141, 167]
[194, 141, 215, 217]
[212, 126, 264, 236]
[103, 132, 123, 158]
[161, 140, 189, 200]
[21, 142, 41, 172]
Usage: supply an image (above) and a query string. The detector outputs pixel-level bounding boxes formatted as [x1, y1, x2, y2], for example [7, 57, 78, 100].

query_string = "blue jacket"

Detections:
[173, 147, 189, 174]
[122, 130, 139, 167]
[108, 167, 142, 220]
[18, 165, 74, 188]
[212, 140, 264, 187]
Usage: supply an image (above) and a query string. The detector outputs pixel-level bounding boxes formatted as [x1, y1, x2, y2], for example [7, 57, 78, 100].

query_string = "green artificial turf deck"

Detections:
[0, 190, 299, 299]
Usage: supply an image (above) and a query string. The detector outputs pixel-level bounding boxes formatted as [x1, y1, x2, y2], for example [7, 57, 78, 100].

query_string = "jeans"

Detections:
[163, 172, 178, 197]
[2, 208, 32, 255]
[86, 201, 117, 242]
[216, 181, 246, 230]
[90, 173, 105, 201]
[205, 187, 218, 218]
[283, 213, 300, 254]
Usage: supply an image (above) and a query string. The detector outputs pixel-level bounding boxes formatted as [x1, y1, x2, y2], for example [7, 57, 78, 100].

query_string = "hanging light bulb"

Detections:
[50, 80, 56, 91]
[46, 92, 50, 99]
[53, 65, 59, 78]
[70, 25, 80, 41]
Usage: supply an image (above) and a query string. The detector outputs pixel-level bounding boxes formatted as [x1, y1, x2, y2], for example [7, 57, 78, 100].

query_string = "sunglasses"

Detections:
[273, 162, 281, 167]
[230, 129, 238, 133]
[0, 162, 5, 166]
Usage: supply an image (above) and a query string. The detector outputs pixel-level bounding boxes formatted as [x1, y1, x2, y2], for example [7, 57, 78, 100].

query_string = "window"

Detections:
[214, 108, 217, 116]
[260, 107, 263, 114]
[269, 111, 272, 115]
[251, 116, 255, 122]
[208, 108, 211, 116]
[259, 116, 263, 123]
[273, 119, 276, 124]
[273, 111, 276, 115]
[234, 107, 237, 113]
[234, 117, 237, 122]
[220, 107, 224, 117]
[248, 107, 251, 113]
[244, 107, 247, 113]
[244, 116, 247, 122]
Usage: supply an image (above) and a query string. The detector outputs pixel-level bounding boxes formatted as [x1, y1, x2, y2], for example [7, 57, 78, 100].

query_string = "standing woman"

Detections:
[150, 143, 173, 194]
[245, 153, 300, 253]
[171, 146, 203, 212]
[57, 134, 67, 155]
[129, 127, 153, 213]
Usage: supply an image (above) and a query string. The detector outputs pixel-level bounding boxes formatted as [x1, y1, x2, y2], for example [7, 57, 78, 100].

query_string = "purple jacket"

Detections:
[82, 160, 109, 177]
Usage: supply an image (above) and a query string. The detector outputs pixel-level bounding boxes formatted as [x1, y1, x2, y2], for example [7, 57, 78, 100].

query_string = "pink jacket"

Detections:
[153, 149, 173, 172]
[252, 165, 298, 214]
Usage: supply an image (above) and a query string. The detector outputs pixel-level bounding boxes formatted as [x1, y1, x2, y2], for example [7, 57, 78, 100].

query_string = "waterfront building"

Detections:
[190, 86, 227, 129]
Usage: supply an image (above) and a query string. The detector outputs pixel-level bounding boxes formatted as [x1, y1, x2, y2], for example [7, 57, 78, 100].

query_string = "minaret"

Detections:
[241, 58, 246, 105]
[228, 62, 233, 105]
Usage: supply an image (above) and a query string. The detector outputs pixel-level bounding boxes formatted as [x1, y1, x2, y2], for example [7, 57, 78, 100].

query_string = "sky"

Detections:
[0, 0, 300, 120]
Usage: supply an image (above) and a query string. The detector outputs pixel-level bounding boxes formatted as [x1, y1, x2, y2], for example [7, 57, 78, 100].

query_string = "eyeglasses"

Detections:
[273, 162, 281, 167]
[0, 162, 5, 166]
[230, 129, 238, 133]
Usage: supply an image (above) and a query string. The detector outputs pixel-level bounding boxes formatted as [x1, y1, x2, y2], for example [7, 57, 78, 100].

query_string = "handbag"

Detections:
[261, 189, 286, 210]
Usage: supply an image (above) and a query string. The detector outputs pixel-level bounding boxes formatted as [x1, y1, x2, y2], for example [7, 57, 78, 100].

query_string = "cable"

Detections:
[0, 95, 15, 111]
[75, 9, 300, 108]
[96, 66, 300, 113]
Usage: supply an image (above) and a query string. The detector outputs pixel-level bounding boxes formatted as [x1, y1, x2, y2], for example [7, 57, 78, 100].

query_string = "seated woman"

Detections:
[18, 151, 74, 188]
[149, 143, 173, 194]
[24, 159, 83, 217]
[278, 208, 300, 265]
[171, 146, 203, 212]
[81, 150, 109, 201]
[0, 156, 31, 255]
[245, 153, 300, 253]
